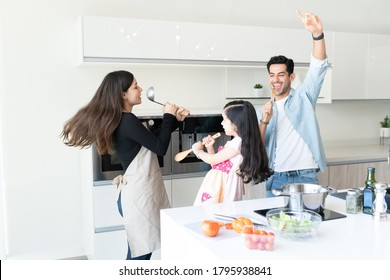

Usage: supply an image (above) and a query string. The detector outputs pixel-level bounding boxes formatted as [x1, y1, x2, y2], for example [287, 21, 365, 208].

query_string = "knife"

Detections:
[213, 214, 267, 227]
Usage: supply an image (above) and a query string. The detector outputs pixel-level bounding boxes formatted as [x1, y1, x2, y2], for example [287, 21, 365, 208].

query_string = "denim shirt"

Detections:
[257, 56, 329, 173]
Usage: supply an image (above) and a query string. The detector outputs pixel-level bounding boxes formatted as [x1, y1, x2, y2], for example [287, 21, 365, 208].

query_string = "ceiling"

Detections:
[89, 0, 390, 34]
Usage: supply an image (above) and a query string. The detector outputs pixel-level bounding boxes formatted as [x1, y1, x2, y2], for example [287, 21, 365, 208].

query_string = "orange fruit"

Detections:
[242, 226, 254, 234]
[232, 217, 253, 233]
[201, 220, 220, 237]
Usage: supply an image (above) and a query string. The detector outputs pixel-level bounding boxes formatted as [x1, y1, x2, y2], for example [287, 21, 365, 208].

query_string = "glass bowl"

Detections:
[266, 208, 322, 240]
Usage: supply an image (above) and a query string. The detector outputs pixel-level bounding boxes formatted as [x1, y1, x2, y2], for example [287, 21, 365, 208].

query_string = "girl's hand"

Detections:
[202, 135, 215, 148]
[175, 107, 190, 121]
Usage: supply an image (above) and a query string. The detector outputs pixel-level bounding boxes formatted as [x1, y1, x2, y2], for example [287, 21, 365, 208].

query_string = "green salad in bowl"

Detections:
[266, 208, 322, 240]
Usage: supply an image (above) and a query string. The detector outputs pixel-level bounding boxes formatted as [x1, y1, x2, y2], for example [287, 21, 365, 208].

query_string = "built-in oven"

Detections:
[92, 114, 228, 182]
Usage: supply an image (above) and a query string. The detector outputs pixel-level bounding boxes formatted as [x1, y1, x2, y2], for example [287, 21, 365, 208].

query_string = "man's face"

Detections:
[268, 64, 295, 100]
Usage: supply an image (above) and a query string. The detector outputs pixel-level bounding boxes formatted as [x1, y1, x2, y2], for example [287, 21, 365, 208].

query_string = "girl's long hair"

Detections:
[223, 100, 273, 184]
[60, 70, 134, 155]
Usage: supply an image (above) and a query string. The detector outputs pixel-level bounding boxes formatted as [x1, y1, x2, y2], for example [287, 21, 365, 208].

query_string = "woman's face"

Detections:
[221, 112, 237, 137]
[122, 78, 143, 111]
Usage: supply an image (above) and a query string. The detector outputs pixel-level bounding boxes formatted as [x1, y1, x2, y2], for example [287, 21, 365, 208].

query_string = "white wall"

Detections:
[0, 0, 389, 259]
[0, 5, 7, 259]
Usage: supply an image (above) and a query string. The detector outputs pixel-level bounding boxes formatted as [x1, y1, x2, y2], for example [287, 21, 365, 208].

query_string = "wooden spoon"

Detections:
[174, 132, 221, 162]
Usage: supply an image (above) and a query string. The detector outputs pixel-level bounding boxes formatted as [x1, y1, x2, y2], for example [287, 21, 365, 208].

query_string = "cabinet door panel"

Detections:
[82, 16, 180, 60]
[93, 230, 127, 260]
[332, 32, 368, 100]
[171, 177, 204, 207]
[180, 23, 263, 62]
[93, 185, 123, 228]
[263, 27, 311, 63]
[328, 161, 389, 189]
[367, 34, 390, 99]
[317, 168, 329, 186]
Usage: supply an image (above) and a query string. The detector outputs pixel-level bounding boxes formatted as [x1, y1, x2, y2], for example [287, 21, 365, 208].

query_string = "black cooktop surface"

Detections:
[254, 208, 347, 221]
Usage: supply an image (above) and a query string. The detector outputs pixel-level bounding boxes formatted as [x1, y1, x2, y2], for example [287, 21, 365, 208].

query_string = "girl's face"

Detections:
[122, 78, 143, 112]
[221, 112, 238, 137]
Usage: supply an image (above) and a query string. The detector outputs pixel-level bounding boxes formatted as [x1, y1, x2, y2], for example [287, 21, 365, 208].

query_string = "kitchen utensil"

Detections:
[146, 86, 164, 106]
[213, 214, 267, 227]
[272, 183, 335, 213]
[174, 132, 221, 162]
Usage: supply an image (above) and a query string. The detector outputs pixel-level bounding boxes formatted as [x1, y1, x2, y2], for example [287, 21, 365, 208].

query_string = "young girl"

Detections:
[192, 100, 273, 205]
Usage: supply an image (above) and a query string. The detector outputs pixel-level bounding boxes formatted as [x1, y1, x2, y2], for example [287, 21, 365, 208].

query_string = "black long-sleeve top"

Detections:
[113, 112, 179, 170]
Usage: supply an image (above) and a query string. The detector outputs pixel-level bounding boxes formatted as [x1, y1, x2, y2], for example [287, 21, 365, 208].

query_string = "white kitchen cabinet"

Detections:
[180, 23, 263, 62]
[262, 28, 334, 63]
[81, 16, 333, 65]
[263, 27, 312, 63]
[328, 161, 390, 189]
[91, 180, 171, 259]
[331, 32, 369, 100]
[367, 34, 390, 99]
[92, 184, 123, 229]
[332, 32, 390, 100]
[93, 230, 128, 260]
[163, 179, 172, 205]
[171, 177, 204, 207]
[81, 16, 181, 61]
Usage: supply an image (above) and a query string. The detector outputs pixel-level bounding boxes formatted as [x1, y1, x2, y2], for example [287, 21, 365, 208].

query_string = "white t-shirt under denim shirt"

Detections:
[273, 96, 317, 172]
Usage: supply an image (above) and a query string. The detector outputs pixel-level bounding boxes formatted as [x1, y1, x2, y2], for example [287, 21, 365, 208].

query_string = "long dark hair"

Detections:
[223, 100, 273, 184]
[60, 70, 134, 154]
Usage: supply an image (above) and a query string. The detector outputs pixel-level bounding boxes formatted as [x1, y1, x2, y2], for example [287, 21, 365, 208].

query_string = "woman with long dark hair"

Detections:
[61, 70, 189, 260]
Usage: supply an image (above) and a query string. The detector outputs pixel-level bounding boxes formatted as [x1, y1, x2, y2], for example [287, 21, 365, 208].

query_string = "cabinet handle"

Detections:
[388, 145, 390, 170]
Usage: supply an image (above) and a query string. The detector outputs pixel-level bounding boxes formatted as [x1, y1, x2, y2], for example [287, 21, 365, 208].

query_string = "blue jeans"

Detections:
[117, 192, 152, 260]
[266, 168, 319, 197]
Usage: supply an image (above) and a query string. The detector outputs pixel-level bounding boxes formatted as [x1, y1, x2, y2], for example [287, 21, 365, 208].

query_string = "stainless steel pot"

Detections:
[272, 184, 336, 213]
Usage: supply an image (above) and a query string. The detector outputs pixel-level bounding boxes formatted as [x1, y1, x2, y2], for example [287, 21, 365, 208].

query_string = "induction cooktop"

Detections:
[254, 208, 347, 221]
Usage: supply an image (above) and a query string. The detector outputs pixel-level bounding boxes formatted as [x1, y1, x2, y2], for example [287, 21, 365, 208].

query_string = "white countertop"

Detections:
[325, 142, 389, 164]
[160, 195, 390, 260]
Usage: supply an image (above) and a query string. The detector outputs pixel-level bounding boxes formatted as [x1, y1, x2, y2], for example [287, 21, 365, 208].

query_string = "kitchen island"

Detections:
[160, 195, 390, 260]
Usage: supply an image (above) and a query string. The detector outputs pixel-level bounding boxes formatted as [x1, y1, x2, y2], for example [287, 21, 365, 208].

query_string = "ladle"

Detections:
[146, 86, 164, 106]
[174, 133, 221, 162]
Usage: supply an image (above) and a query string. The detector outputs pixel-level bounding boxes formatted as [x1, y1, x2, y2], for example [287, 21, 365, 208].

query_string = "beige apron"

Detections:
[113, 146, 170, 258]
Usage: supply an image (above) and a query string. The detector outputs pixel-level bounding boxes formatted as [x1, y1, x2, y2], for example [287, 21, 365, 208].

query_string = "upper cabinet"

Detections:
[263, 27, 318, 63]
[81, 16, 181, 61]
[332, 32, 390, 100]
[367, 34, 390, 99]
[80, 16, 328, 64]
[180, 23, 263, 62]
[331, 32, 369, 100]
